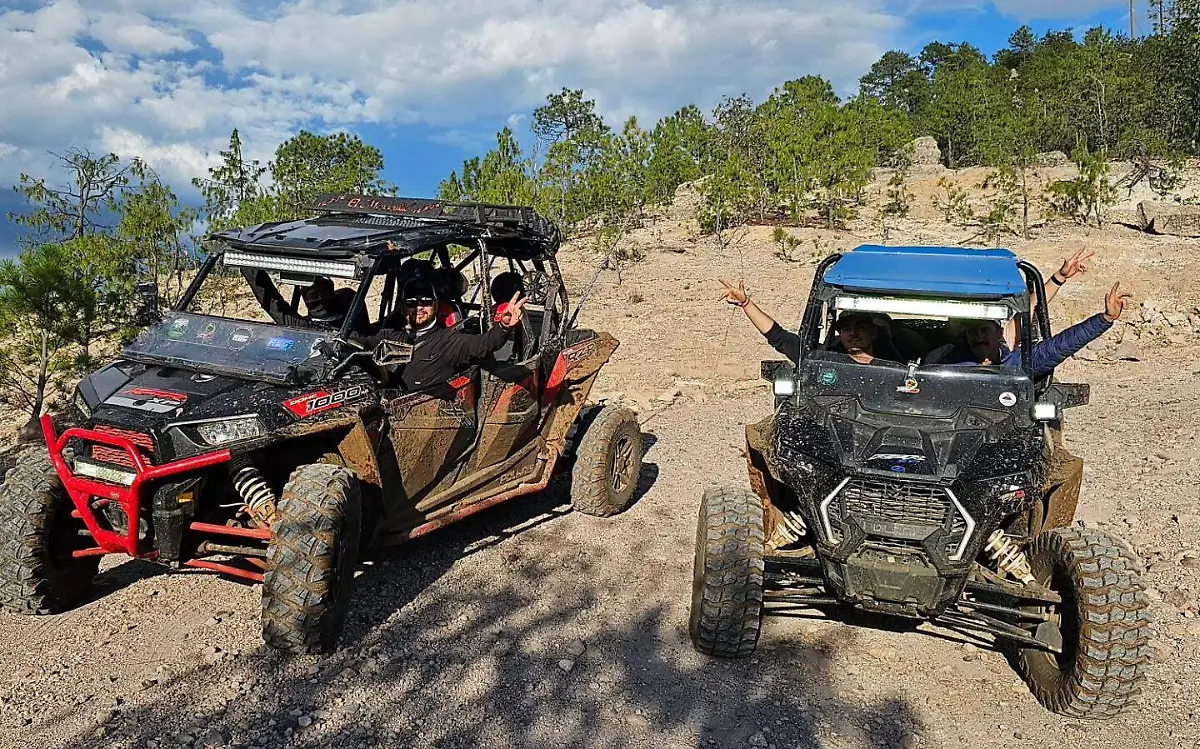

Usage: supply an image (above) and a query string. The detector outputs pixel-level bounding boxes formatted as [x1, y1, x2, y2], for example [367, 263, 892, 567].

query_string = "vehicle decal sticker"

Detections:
[229, 328, 252, 350]
[104, 388, 187, 414]
[819, 369, 838, 386]
[167, 318, 189, 339]
[127, 387, 188, 402]
[283, 383, 370, 418]
[999, 392, 1017, 407]
[267, 337, 296, 352]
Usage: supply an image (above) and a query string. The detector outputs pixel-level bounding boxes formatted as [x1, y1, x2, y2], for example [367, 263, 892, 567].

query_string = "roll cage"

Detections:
[180, 194, 570, 353]
[795, 250, 1055, 389]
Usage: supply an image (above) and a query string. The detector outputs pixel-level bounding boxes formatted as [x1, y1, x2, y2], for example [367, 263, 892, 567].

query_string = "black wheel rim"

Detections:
[1025, 549, 1081, 686]
[610, 434, 636, 496]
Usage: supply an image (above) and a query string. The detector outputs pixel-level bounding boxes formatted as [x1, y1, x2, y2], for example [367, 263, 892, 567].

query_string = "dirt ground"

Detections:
[1, 168, 1198, 749]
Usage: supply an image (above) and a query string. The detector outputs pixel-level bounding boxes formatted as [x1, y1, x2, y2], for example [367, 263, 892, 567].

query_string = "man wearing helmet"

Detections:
[367, 276, 527, 391]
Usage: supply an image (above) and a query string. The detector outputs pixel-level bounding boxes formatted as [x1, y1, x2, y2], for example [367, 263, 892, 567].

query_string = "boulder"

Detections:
[1136, 201, 1200, 238]
[1035, 151, 1070, 167]
[904, 136, 942, 167]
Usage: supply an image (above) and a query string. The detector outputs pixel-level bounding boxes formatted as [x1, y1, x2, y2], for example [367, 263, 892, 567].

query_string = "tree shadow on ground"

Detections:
[18, 423, 922, 749]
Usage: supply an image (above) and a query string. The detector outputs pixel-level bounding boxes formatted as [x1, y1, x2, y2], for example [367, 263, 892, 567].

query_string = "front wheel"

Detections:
[569, 405, 643, 517]
[0, 448, 98, 614]
[262, 463, 362, 654]
[689, 486, 765, 658]
[1016, 527, 1152, 719]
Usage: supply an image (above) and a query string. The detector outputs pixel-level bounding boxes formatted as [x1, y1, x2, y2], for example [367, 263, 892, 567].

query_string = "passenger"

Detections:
[366, 278, 527, 391]
[941, 281, 1131, 377]
[490, 272, 525, 322]
[718, 278, 893, 364]
[242, 270, 365, 332]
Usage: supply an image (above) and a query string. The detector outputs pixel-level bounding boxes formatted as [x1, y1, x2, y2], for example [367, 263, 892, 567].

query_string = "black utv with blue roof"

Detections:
[690, 245, 1152, 719]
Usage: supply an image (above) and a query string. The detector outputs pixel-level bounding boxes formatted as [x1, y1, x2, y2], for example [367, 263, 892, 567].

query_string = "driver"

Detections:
[366, 278, 527, 391]
[718, 278, 893, 364]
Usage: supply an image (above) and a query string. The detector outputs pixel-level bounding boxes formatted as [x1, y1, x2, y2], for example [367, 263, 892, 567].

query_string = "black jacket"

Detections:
[370, 322, 512, 391]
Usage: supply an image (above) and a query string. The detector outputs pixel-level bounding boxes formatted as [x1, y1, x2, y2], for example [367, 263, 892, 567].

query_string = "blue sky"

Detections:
[0, 1, 1135, 256]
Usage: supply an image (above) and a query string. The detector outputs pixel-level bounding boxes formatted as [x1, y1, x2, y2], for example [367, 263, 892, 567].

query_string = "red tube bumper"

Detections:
[41, 414, 232, 557]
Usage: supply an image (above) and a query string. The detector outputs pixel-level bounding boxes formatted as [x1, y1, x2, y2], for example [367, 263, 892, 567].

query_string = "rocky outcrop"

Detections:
[1137, 201, 1200, 238]
[904, 136, 942, 167]
[1036, 151, 1070, 167]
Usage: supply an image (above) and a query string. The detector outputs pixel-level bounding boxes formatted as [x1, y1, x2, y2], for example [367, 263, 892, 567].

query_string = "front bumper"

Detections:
[41, 414, 232, 557]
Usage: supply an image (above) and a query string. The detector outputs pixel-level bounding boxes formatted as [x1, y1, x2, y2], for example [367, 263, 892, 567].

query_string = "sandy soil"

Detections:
[0, 168, 1198, 749]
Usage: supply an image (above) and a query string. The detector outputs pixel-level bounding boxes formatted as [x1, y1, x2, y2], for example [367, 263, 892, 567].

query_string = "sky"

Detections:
[0, 0, 1139, 256]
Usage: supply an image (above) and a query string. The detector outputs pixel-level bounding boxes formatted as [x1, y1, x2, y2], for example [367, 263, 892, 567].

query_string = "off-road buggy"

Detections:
[690, 245, 1151, 719]
[0, 194, 643, 653]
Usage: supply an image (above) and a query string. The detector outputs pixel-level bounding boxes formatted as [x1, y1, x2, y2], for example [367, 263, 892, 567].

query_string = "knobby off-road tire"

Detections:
[1017, 527, 1152, 719]
[689, 486, 765, 658]
[0, 448, 98, 614]
[570, 405, 643, 517]
[262, 463, 362, 654]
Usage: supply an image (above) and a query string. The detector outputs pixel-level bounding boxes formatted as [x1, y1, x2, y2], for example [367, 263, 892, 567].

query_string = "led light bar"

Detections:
[835, 296, 1009, 321]
[223, 250, 358, 279]
[73, 459, 136, 487]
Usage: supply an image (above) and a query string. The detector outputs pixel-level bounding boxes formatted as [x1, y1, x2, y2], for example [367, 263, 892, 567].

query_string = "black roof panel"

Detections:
[207, 194, 561, 261]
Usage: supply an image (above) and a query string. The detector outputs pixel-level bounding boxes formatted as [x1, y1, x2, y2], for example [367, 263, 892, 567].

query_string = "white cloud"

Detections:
[0, 0, 1112, 203]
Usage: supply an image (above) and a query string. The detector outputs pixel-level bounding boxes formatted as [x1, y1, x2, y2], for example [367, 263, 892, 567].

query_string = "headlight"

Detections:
[74, 390, 92, 419]
[195, 417, 265, 446]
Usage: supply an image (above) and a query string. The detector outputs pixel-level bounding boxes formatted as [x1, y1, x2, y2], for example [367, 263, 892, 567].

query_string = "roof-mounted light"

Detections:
[835, 296, 1009, 321]
[223, 250, 359, 279]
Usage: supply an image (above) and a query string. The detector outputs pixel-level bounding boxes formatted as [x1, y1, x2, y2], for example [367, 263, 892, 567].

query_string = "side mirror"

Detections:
[1044, 382, 1090, 409]
[133, 282, 161, 326]
[761, 360, 790, 382]
[373, 339, 414, 367]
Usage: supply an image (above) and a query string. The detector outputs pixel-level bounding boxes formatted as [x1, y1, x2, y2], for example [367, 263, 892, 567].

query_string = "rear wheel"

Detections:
[569, 406, 642, 517]
[0, 448, 98, 614]
[1017, 527, 1152, 719]
[689, 486, 765, 658]
[262, 463, 362, 654]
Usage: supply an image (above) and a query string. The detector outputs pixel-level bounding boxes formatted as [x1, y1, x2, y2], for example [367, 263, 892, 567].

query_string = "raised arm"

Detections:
[240, 268, 307, 328]
[719, 278, 801, 360]
[1028, 281, 1130, 377]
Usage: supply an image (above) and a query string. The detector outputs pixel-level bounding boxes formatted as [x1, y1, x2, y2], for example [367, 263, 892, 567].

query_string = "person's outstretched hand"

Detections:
[497, 292, 528, 328]
[718, 278, 750, 307]
[1056, 248, 1095, 282]
[1103, 282, 1133, 322]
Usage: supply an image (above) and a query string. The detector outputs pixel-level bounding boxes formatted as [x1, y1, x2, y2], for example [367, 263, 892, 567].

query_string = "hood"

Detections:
[79, 361, 263, 430]
[776, 395, 1043, 484]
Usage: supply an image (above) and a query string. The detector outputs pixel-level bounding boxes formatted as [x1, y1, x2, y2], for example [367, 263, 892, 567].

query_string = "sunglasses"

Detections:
[404, 298, 435, 308]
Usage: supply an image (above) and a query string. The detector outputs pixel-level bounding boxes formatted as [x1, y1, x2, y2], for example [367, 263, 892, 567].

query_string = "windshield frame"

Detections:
[796, 253, 1040, 377]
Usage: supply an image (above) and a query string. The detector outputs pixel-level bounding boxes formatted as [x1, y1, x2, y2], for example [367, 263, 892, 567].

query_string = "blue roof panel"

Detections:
[823, 245, 1026, 298]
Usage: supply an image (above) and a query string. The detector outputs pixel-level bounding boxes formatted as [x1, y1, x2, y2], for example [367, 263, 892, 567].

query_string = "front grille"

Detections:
[843, 479, 948, 525]
[824, 478, 971, 560]
[89, 426, 155, 469]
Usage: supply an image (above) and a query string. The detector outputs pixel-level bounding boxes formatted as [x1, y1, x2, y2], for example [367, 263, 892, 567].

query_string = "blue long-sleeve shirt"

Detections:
[1004, 313, 1113, 377]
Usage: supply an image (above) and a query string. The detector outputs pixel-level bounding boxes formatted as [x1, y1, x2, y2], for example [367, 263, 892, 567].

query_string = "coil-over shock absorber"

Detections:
[984, 530, 1037, 585]
[230, 456, 278, 527]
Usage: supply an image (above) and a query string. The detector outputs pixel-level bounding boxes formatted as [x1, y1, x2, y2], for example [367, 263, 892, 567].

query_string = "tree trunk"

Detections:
[31, 330, 49, 426]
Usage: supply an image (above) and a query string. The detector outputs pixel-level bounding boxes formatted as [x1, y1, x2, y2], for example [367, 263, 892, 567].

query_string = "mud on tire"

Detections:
[689, 486, 765, 658]
[569, 405, 642, 517]
[0, 448, 98, 614]
[262, 463, 362, 654]
[1017, 527, 1152, 719]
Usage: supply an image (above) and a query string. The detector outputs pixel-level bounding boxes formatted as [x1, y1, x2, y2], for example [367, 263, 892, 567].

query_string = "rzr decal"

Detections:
[105, 388, 188, 413]
[284, 384, 370, 418]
